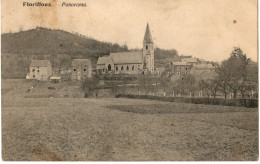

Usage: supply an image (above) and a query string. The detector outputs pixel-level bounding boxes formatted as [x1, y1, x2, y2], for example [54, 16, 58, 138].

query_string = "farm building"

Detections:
[96, 23, 155, 75]
[28, 60, 52, 81]
[71, 59, 92, 80]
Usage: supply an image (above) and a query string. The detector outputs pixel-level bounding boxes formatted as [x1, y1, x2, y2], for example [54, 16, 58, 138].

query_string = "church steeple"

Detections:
[143, 23, 153, 43]
[142, 23, 154, 74]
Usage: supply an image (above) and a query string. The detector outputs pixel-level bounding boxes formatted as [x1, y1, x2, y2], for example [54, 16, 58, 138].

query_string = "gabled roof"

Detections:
[30, 60, 50, 67]
[172, 61, 190, 66]
[72, 59, 91, 67]
[143, 23, 153, 43]
[110, 51, 143, 64]
[192, 63, 215, 69]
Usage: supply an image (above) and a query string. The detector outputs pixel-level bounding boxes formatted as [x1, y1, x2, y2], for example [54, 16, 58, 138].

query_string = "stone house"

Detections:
[71, 59, 92, 80]
[170, 61, 191, 81]
[28, 60, 52, 81]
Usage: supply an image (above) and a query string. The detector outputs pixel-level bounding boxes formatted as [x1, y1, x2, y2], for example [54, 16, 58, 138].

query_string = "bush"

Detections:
[115, 94, 258, 108]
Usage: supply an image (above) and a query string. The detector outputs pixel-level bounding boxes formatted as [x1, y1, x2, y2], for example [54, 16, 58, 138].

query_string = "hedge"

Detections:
[116, 94, 258, 108]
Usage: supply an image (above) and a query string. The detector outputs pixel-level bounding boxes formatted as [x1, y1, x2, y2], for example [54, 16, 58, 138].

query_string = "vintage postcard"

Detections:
[1, 0, 258, 161]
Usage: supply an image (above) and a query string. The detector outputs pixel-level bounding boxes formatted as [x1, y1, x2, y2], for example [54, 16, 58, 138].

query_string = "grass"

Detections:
[2, 96, 258, 161]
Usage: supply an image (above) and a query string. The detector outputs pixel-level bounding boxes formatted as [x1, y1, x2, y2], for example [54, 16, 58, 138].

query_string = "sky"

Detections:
[1, 0, 258, 62]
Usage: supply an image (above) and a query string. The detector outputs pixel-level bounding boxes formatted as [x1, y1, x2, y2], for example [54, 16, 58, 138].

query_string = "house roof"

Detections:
[143, 23, 153, 43]
[172, 61, 190, 66]
[72, 59, 91, 67]
[110, 51, 143, 64]
[30, 60, 50, 67]
[181, 58, 198, 63]
[192, 63, 215, 69]
[180, 55, 192, 59]
[97, 56, 110, 65]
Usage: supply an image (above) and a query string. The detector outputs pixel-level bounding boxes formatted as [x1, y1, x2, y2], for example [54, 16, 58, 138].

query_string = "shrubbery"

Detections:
[116, 94, 258, 108]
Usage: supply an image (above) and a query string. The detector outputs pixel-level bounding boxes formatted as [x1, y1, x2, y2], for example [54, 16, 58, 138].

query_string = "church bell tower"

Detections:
[143, 23, 154, 74]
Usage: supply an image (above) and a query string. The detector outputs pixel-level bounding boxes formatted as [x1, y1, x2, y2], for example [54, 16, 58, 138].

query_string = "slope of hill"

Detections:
[2, 27, 128, 56]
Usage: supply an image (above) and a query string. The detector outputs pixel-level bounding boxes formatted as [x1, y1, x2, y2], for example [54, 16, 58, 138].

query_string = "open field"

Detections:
[2, 95, 258, 161]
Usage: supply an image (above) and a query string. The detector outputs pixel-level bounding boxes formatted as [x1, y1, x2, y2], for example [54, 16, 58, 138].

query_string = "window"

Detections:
[127, 66, 129, 70]
[121, 66, 124, 70]
[32, 69, 35, 72]
[83, 69, 86, 72]
[186, 67, 188, 70]
[33, 75, 35, 78]
[74, 69, 76, 71]
[116, 66, 118, 71]
[132, 66, 134, 70]
[146, 45, 148, 50]
[108, 64, 111, 71]
[37, 70, 40, 73]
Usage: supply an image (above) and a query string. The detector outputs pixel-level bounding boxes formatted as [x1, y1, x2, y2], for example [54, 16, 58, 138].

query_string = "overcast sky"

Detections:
[2, 0, 257, 61]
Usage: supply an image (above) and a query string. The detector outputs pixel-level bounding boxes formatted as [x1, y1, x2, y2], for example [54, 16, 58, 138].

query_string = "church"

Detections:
[96, 23, 155, 75]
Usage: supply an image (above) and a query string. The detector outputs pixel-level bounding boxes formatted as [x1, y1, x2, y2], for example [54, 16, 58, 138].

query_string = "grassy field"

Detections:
[2, 95, 258, 161]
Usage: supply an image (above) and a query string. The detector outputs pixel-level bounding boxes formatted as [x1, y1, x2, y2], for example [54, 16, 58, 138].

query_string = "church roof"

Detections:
[30, 60, 51, 67]
[143, 23, 153, 43]
[97, 51, 143, 65]
[110, 51, 143, 64]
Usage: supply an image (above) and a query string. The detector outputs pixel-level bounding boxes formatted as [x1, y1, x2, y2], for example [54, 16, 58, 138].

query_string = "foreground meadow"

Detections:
[2, 97, 258, 161]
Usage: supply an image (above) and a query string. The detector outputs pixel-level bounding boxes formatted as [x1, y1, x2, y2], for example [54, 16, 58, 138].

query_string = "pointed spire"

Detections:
[143, 23, 153, 43]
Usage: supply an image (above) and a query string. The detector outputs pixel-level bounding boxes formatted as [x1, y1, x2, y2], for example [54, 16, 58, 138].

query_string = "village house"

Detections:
[27, 60, 52, 81]
[189, 63, 217, 81]
[169, 61, 192, 81]
[71, 59, 92, 80]
[96, 23, 155, 75]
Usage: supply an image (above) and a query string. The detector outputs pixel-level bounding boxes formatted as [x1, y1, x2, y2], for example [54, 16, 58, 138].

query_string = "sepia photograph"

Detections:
[1, 0, 258, 161]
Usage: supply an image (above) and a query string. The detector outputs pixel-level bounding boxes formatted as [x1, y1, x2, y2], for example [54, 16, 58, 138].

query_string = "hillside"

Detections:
[2, 27, 129, 56]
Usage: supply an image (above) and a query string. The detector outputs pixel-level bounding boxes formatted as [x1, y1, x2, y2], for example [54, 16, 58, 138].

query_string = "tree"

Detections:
[217, 47, 252, 99]
[216, 61, 230, 99]
[199, 79, 220, 98]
